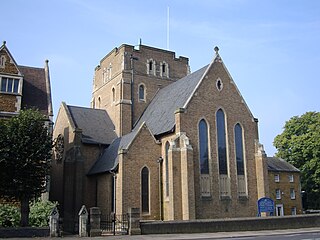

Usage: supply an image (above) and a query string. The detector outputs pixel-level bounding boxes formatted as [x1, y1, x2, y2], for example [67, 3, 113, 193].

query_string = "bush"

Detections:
[0, 204, 20, 227]
[29, 200, 58, 227]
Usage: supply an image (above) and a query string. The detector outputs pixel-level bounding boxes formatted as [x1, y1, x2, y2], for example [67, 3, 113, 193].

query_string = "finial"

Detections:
[3, 41, 6, 46]
[45, 59, 49, 63]
[214, 46, 219, 55]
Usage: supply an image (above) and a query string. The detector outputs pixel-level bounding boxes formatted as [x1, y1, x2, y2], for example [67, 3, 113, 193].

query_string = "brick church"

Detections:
[50, 43, 300, 232]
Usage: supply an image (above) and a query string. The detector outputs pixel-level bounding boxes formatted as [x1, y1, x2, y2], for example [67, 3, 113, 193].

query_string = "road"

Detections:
[2, 228, 320, 240]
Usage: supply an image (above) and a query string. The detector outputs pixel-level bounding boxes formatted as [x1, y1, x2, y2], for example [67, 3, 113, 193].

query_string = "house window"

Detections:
[291, 207, 297, 215]
[138, 84, 145, 101]
[199, 119, 209, 174]
[1, 77, 19, 93]
[141, 167, 149, 213]
[289, 174, 294, 183]
[216, 109, 228, 175]
[165, 141, 170, 198]
[276, 189, 281, 199]
[274, 174, 280, 182]
[290, 188, 296, 199]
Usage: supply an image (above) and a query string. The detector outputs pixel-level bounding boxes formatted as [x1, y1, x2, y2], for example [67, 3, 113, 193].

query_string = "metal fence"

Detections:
[101, 213, 129, 235]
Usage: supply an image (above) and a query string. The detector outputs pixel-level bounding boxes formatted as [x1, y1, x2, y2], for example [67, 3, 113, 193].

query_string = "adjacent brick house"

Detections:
[50, 43, 300, 232]
[267, 157, 302, 216]
[0, 41, 53, 122]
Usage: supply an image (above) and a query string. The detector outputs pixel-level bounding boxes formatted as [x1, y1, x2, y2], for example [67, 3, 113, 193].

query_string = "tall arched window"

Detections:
[199, 119, 209, 174]
[235, 123, 244, 175]
[216, 109, 228, 175]
[139, 84, 145, 101]
[165, 142, 170, 197]
[141, 167, 149, 213]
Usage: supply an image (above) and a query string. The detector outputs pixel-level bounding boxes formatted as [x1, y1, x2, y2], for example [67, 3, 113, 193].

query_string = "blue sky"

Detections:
[3, 0, 320, 156]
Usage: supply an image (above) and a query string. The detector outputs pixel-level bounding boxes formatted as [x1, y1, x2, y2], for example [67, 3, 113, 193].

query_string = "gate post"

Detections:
[128, 208, 141, 235]
[90, 207, 102, 237]
[78, 205, 88, 237]
[49, 206, 59, 237]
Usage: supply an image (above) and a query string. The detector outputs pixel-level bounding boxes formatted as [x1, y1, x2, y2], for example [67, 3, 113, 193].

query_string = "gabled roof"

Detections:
[267, 157, 300, 173]
[0, 41, 21, 75]
[67, 105, 117, 145]
[134, 64, 209, 136]
[88, 123, 148, 175]
[19, 65, 50, 116]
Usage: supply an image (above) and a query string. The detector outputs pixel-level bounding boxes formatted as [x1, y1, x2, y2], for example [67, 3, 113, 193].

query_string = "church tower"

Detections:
[91, 44, 190, 136]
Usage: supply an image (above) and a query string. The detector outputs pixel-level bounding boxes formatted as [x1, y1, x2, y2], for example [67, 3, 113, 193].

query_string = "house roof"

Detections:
[135, 64, 209, 136]
[267, 157, 300, 172]
[67, 105, 117, 145]
[19, 66, 50, 116]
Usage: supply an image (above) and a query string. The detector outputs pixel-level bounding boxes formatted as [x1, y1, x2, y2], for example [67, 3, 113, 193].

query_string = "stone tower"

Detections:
[91, 44, 189, 136]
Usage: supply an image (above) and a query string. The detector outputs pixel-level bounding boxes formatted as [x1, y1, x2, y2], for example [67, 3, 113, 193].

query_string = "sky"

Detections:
[2, 0, 320, 156]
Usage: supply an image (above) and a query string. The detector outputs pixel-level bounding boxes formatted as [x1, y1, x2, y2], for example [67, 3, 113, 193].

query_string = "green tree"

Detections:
[273, 111, 320, 209]
[0, 109, 52, 226]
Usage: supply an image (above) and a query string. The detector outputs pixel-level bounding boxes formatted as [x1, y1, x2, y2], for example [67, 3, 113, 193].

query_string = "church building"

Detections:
[50, 43, 272, 232]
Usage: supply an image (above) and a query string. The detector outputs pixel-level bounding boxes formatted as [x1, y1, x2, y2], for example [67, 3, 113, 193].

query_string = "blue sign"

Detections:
[257, 197, 274, 216]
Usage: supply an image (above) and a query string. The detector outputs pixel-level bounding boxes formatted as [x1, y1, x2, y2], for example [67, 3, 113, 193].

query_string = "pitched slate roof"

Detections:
[267, 157, 300, 172]
[88, 125, 141, 175]
[67, 105, 117, 145]
[134, 64, 209, 136]
[19, 66, 49, 116]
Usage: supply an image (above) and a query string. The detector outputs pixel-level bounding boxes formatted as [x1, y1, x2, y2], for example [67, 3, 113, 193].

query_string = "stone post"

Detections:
[90, 207, 102, 237]
[128, 208, 141, 235]
[78, 205, 88, 237]
[49, 206, 59, 237]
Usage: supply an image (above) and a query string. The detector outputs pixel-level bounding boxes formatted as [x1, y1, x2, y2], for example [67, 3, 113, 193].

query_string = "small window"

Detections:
[216, 79, 223, 91]
[290, 188, 296, 199]
[138, 84, 145, 101]
[274, 174, 280, 182]
[291, 207, 297, 215]
[147, 59, 155, 75]
[98, 97, 101, 109]
[276, 189, 281, 199]
[0, 55, 5, 68]
[289, 174, 294, 183]
[112, 88, 115, 102]
[162, 63, 166, 73]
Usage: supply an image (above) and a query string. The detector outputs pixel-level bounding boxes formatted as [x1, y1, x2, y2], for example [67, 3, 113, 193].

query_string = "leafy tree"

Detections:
[273, 111, 320, 209]
[0, 109, 52, 226]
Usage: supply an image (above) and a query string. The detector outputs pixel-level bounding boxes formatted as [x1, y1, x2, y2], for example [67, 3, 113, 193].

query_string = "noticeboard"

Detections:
[257, 197, 274, 216]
